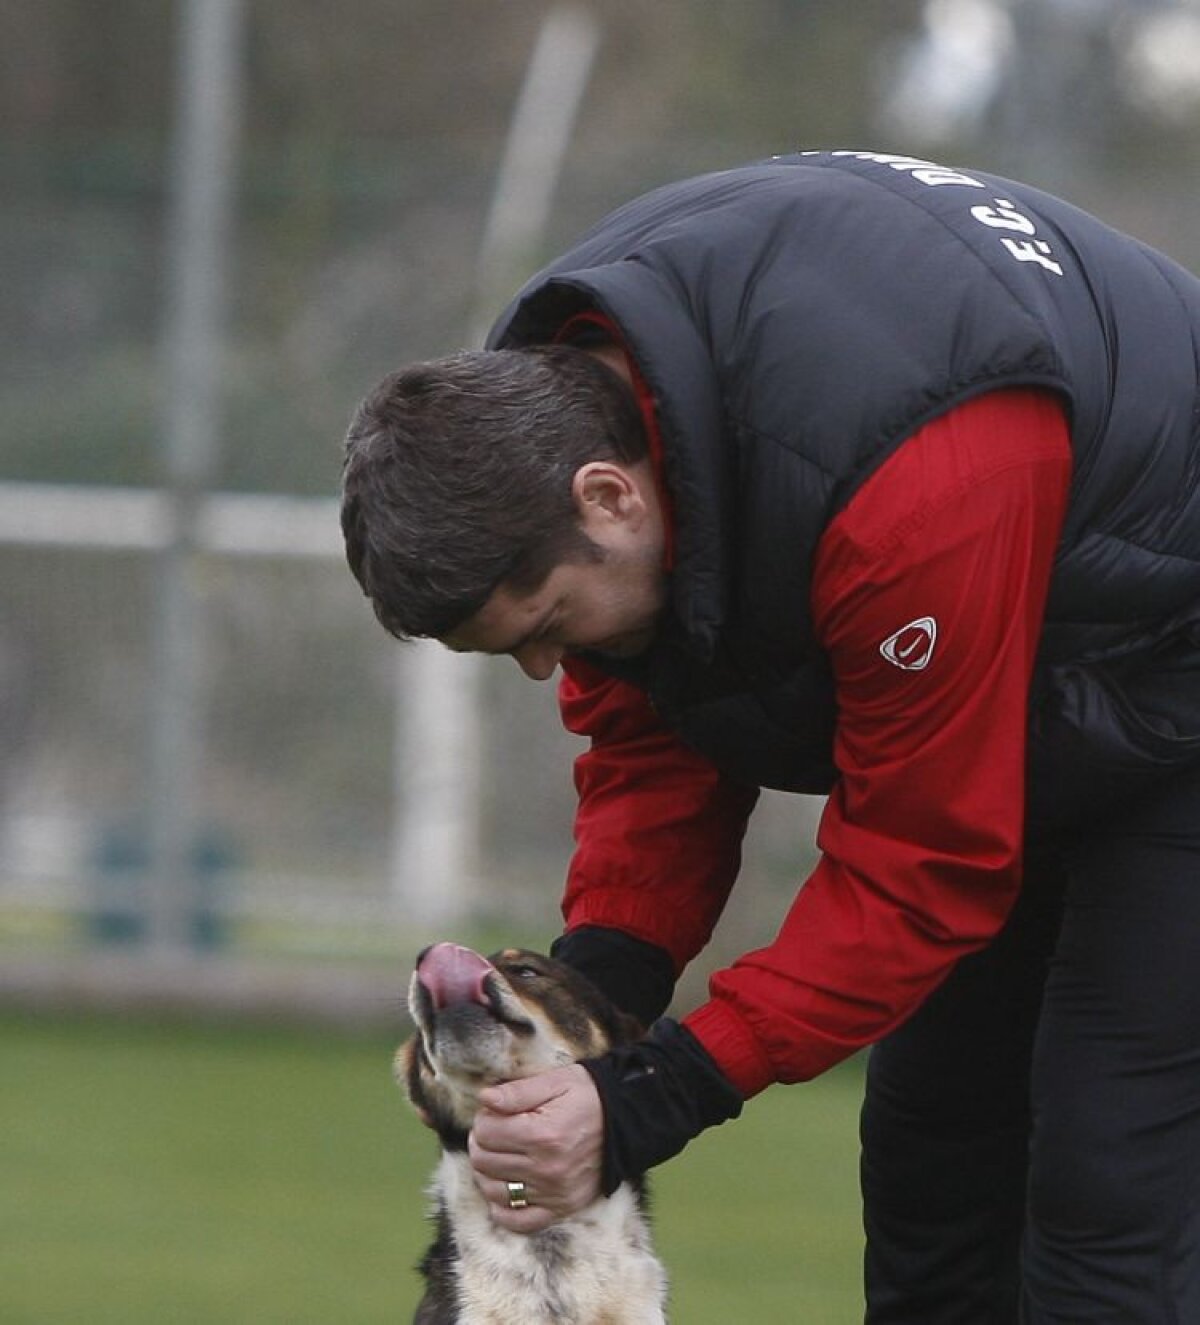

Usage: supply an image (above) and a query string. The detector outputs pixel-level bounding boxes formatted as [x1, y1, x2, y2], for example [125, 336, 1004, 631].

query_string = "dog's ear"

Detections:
[612, 1006, 649, 1046]
[395, 1035, 472, 1150]
[539, 953, 655, 1049]
[394, 1040, 434, 1129]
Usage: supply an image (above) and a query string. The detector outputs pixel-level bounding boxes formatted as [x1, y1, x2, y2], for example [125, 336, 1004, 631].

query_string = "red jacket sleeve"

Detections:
[558, 656, 759, 974]
[684, 388, 1073, 1095]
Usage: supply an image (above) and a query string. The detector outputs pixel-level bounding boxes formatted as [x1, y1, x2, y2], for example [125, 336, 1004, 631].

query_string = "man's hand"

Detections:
[468, 1062, 605, 1233]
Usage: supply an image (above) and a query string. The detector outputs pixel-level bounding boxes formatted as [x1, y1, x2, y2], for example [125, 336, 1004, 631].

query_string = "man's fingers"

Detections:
[478, 1068, 571, 1116]
[467, 1125, 527, 1177]
[474, 1173, 578, 1234]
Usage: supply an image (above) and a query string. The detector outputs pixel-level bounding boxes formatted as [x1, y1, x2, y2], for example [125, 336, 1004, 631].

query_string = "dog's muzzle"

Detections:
[505, 1180, 530, 1210]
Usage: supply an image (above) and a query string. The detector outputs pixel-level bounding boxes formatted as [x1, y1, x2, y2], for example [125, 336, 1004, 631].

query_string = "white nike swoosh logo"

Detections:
[879, 616, 938, 671]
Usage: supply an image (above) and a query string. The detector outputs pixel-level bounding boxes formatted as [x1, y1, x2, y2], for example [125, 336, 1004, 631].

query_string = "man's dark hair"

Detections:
[340, 344, 648, 640]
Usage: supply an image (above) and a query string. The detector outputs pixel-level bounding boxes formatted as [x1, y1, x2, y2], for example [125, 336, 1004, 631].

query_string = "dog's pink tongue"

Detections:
[417, 943, 493, 1010]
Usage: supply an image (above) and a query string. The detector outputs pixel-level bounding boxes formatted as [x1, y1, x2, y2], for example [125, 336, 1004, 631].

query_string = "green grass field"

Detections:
[0, 1011, 866, 1323]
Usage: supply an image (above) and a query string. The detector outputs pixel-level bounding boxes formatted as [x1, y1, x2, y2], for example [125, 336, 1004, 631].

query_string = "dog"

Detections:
[397, 943, 668, 1324]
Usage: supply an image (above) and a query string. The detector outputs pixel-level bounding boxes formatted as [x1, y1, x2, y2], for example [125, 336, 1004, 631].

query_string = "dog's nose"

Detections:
[417, 942, 494, 1010]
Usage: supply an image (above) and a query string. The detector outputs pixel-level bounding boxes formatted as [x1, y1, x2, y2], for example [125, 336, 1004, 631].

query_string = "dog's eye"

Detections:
[507, 964, 540, 981]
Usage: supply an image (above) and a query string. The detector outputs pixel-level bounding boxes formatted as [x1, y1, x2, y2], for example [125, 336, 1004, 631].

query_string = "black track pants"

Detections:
[861, 764, 1200, 1323]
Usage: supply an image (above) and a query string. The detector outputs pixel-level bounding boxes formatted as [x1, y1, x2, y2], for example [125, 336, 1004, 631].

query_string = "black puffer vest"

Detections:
[489, 152, 1200, 821]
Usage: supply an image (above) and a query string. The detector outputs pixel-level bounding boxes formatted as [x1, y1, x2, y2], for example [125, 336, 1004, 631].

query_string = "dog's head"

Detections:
[397, 944, 641, 1150]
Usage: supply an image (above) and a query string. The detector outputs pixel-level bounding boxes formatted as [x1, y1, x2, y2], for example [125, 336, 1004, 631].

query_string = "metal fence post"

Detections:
[148, 0, 244, 956]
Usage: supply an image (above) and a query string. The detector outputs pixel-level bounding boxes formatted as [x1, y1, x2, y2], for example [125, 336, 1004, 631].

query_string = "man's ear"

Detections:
[570, 461, 644, 528]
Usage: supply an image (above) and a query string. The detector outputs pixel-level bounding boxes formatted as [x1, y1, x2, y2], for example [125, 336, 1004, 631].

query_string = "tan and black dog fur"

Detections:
[397, 943, 667, 1324]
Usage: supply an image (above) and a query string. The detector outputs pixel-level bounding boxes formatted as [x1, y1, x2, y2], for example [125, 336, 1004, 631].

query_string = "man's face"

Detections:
[442, 545, 667, 680]
[441, 458, 667, 680]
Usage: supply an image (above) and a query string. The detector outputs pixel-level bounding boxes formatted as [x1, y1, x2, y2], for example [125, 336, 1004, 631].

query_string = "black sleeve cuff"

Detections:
[581, 1017, 744, 1195]
[550, 926, 676, 1028]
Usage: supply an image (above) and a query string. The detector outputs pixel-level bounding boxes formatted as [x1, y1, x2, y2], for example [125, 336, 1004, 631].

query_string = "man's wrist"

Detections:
[582, 1017, 744, 1194]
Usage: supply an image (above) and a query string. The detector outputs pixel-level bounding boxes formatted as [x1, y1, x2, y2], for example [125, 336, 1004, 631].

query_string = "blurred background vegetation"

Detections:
[11, 0, 1200, 493]
[4, 1, 1200, 1319]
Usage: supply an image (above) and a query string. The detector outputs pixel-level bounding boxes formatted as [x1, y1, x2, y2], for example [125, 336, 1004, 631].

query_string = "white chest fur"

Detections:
[432, 1153, 668, 1324]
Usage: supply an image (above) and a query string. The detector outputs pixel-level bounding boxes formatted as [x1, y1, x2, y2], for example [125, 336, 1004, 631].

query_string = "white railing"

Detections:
[0, 481, 341, 558]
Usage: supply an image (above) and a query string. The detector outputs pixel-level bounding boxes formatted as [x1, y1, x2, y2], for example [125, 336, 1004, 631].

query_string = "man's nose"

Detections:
[512, 641, 564, 681]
